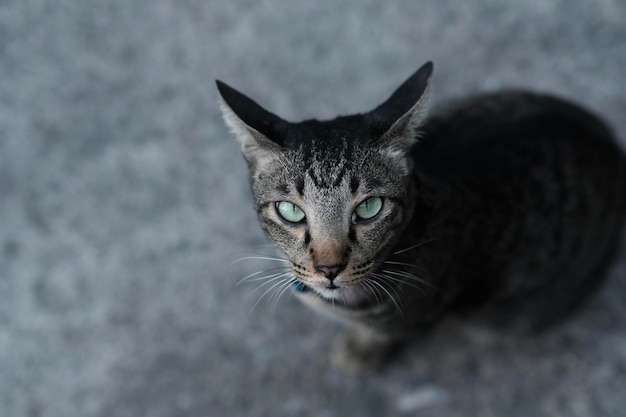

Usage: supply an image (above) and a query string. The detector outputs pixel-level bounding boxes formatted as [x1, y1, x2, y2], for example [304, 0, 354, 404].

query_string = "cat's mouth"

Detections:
[291, 261, 382, 301]
[292, 273, 376, 304]
[292, 280, 340, 296]
[313, 284, 373, 305]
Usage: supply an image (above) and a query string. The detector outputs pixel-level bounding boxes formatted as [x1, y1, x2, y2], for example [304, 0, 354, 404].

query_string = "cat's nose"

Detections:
[314, 263, 346, 280]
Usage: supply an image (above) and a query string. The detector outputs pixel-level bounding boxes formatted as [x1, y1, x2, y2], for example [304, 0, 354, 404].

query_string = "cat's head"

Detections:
[218, 62, 432, 301]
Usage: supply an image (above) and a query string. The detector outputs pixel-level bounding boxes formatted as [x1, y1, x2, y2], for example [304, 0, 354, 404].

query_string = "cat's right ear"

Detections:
[368, 62, 433, 152]
[216, 81, 287, 170]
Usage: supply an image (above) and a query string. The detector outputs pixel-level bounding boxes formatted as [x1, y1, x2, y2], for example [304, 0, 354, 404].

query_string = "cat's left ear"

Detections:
[368, 61, 433, 153]
[216, 80, 288, 171]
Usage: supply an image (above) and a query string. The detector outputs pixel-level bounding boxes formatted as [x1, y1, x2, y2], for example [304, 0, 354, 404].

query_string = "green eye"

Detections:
[354, 197, 383, 222]
[275, 201, 306, 224]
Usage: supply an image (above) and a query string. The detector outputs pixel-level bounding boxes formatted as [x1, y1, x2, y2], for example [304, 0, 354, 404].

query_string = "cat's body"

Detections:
[218, 62, 626, 372]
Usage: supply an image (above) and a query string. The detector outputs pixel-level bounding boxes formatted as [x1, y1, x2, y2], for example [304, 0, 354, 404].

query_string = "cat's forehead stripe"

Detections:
[301, 138, 360, 190]
[306, 159, 353, 189]
[275, 183, 290, 194]
[296, 177, 305, 195]
[350, 176, 360, 194]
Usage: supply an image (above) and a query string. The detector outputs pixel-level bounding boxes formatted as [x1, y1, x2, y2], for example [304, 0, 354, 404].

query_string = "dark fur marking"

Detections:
[276, 183, 290, 194]
[332, 164, 348, 188]
[350, 176, 360, 194]
[348, 227, 357, 244]
[308, 167, 321, 188]
[304, 231, 311, 246]
[367, 177, 383, 190]
[296, 177, 305, 195]
[355, 261, 371, 269]
[257, 202, 271, 213]
[308, 160, 352, 189]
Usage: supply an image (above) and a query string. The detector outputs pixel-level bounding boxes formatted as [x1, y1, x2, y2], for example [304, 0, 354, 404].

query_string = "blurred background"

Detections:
[1, 1, 626, 416]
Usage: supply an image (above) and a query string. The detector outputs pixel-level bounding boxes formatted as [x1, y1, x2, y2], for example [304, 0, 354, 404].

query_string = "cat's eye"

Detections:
[353, 197, 383, 223]
[275, 201, 306, 224]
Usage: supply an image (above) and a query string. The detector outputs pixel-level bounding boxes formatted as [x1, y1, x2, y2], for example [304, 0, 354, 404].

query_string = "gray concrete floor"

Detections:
[2, 1, 626, 416]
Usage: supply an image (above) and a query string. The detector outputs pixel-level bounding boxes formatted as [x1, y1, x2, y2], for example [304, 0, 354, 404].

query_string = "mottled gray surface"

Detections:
[1, 1, 626, 416]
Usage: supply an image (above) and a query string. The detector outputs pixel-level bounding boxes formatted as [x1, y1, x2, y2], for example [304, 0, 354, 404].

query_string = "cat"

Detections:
[217, 62, 626, 373]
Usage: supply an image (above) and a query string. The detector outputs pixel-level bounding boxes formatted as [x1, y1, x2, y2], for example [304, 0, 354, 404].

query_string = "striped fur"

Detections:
[218, 62, 626, 371]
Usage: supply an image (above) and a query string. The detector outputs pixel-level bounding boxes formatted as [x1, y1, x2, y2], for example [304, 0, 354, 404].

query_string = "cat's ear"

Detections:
[368, 61, 433, 152]
[216, 80, 287, 170]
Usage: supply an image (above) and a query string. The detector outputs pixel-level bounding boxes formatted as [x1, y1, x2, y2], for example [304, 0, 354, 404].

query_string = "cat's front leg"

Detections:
[331, 326, 404, 373]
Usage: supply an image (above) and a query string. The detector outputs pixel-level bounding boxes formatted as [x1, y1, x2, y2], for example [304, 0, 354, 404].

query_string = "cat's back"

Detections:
[412, 91, 626, 327]
[418, 90, 626, 242]
[418, 91, 623, 177]
[417, 91, 626, 209]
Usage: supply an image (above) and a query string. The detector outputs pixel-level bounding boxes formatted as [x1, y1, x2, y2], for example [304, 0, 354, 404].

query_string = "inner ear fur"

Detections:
[216, 80, 287, 170]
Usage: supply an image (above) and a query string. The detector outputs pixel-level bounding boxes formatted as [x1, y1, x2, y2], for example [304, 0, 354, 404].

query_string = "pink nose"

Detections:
[314, 263, 346, 280]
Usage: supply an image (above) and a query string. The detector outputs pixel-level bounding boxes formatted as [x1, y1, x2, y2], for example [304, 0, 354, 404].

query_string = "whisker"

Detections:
[381, 260, 426, 271]
[249, 276, 292, 314]
[380, 269, 438, 290]
[376, 276, 406, 307]
[249, 273, 293, 292]
[392, 237, 438, 255]
[339, 290, 348, 309]
[360, 280, 381, 308]
[231, 256, 290, 265]
[271, 278, 297, 312]
[369, 279, 403, 316]
[239, 270, 292, 285]
[371, 272, 424, 293]
[236, 267, 291, 285]
[366, 278, 383, 300]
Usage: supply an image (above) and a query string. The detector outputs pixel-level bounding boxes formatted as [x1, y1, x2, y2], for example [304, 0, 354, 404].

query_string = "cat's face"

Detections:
[218, 62, 432, 301]
[249, 124, 415, 300]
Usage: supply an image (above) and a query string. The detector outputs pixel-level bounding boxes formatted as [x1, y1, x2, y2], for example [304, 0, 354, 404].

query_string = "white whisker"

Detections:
[231, 256, 290, 264]
[377, 276, 406, 305]
[240, 271, 291, 285]
[392, 238, 438, 255]
[371, 272, 424, 293]
[249, 273, 293, 292]
[236, 267, 291, 285]
[382, 260, 426, 271]
[361, 279, 381, 308]
[380, 269, 437, 290]
[249, 276, 292, 314]
[340, 290, 348, 308]
[271, 278, 297, 312]
[369, 279, 403, 316]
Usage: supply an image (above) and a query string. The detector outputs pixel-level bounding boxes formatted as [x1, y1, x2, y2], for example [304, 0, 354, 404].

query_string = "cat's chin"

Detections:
[311, 284, 369, 305]
[314, 286, 344, 300]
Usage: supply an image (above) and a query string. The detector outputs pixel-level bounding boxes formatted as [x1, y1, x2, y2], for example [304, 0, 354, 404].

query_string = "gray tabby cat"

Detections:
[217, 62, 626, 372]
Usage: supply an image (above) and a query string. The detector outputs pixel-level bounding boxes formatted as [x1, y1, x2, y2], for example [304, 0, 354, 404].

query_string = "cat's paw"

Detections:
[331, 329, 401, 374]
